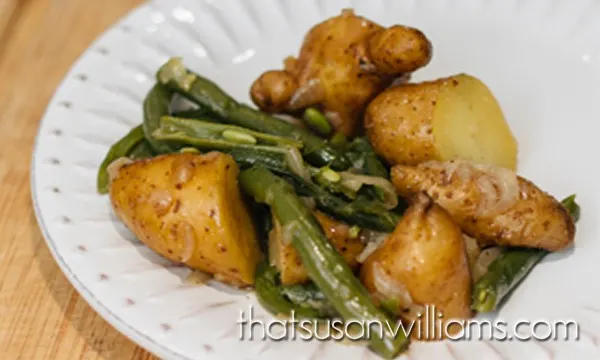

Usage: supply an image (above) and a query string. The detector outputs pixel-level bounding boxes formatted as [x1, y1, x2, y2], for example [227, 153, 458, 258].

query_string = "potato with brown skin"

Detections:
[391, 160, 575, 252]
[269, 211, 365, 285]
[250, 70, 298, 113]
[367, 25, 433, 75]
[109, 152, 262, 287]
[360, 193, 472, 339]
[250, 9, 432, 136]
[365, 74, 518, 169]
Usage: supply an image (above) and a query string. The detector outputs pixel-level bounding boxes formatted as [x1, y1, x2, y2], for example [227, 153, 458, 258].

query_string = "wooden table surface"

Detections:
[0, 0, 158, 358]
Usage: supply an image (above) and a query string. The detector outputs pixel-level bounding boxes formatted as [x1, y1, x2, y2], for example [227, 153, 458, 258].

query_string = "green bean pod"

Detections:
[143, 83, 176, 154]
[96, 125, 150, 194]
[255, 262, 324, 319]
[240, 166, 409, 359]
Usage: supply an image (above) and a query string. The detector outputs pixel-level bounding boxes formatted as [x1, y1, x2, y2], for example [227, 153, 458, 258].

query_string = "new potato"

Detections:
[109, 152, 262, 287]
[250, 9, 432, 136]
[365, 74, 518, 169]
[360, 193, 472, 338]
[391, 160, 576, 251]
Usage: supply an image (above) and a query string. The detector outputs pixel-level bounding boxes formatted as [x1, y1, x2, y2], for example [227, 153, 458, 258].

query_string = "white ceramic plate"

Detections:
[32, 0, 600, 359]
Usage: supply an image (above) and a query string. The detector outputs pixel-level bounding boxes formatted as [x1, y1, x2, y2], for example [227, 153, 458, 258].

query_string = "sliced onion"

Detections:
[268, 220, 282, 269]
[420, 160, 519, 217]
[463, 234, 481, 269]
[339, 172, 398, 209]
[274, 114, 306, 128]
[178, 221, 196, 263]
[471, 163, 520, 216]
[281, 220, 301, 245]
[107, 157, 132, 183]
[148, 189, 173, 217]
[287, 78, 325, 110]
[185, 270, 212, 285]
[472, 247, 505, 282]
[285, 147, 311, 182]
[372, 263, 414, 309]
[171, 156, 196, 186]
[356, 230, 389, 263]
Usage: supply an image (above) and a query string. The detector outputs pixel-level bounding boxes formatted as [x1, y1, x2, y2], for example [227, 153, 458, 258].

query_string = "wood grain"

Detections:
[0, 0, 157, 359]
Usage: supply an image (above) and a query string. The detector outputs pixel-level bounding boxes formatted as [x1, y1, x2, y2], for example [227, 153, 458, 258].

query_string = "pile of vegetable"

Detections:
[97, 10, 578, 360]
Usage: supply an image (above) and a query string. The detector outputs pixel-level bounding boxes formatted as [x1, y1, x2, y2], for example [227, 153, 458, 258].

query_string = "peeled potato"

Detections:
[360, 194, 472, 339]
[270, 211, 365, 285]
[109, 152, 262, 287]
[365, 74, 518, 169]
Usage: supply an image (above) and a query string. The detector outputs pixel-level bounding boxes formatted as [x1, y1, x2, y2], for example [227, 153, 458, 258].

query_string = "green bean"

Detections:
[154, 118, 399, 232]
[97, 125, 146, 194]
[143, 83, 176, 153]
[472, 195, 580, 313]
[128, 140, 155, 159]
[303, 108, 332, 136]
[471, 249, 546, 313]
[156, 58, 350, 169]
[171, 107, 210, 119]
[347, 137, 389, 178]
[329, 132, 349, 150]
[240, 166, 409, 358]
[561, 194, 581, 222]
[255, 262, 323, 319]
[281, 282, 337, 317]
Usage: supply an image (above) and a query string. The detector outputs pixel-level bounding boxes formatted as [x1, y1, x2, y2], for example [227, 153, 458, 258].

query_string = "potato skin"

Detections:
[250, 70, 298, 113]
[365, 77, 453, 165]
[270, 211, 365, 285]
[250, 9, 432, 136]
[391, 161, 575, 251]
[367, 25, 432, 74]
[110, 152, 261, 287]
[360, 194, 472, 338]
[365, 74, 518, 170]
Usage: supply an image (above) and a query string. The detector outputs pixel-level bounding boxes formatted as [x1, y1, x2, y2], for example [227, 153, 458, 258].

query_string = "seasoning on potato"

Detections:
[391, 160, 575, 251]
[109, 152, 262, 287]
[365, 74, 518, 169]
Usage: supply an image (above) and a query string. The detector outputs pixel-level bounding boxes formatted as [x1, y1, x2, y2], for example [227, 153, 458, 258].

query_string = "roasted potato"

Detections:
[269, 211, 365, 285]
[109, 152, 262, 287]
[365, 74, 518, 169]
[250, 9, 432, 136]
[391, 160, 575, 251]
[360, 193, 472, 338]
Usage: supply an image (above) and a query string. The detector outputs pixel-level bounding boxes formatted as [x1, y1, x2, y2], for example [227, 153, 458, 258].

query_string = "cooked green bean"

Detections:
[472, 195, 580, 313]
[240, 167, 409, 358]
[281, 282, 337, 318]
[347, 137, 389, 178]
[171, 107, 210, 119]
[128, 140, 155, 159]
[303, 108, 332, 136]
[97, 125, 147, 194]
[561, 194, 581, 222]
[156, 58, 350, 169]
[255, 262, 323, 319]
[154, 117, 399, 232]
[143, 83, 176, 153]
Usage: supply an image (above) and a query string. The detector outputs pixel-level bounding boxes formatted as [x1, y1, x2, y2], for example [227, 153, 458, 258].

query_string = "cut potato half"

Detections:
[365, 74, 518, 170]
[433, 74, 518, 170]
